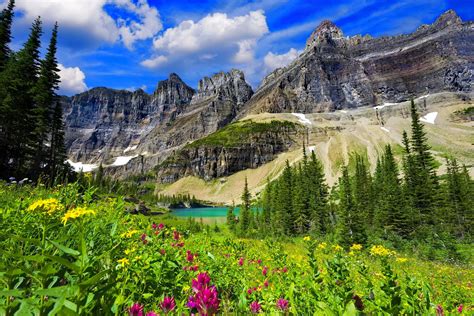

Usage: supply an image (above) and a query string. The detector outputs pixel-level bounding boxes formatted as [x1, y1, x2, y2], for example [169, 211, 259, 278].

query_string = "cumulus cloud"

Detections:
[9, 0, 162, 49]
[58, 64, 88, 95]
[141, 10, 269, 70]
[263, 48, 300, 73]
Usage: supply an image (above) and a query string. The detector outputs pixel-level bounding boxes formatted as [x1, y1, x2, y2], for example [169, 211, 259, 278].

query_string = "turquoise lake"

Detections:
[170, 207, 241, 224]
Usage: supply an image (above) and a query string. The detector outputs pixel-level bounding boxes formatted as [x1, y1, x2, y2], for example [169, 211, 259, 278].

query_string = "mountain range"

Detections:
[62, 9, 473, 201]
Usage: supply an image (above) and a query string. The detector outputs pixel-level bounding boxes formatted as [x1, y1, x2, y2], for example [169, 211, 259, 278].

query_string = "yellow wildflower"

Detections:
[117, 258, 130, 267]
[370, 245, 395, 257]
[318, 242, 327, 250]
[61, 207, 96, 225]
[348, 251, 355, 256]
[303, 236, 311, 241]
[120, 229, 139, 238]
[332, 244, 343, 252]
[124, 247, 137, 255]
[350, 244, 362, 251]
[27, 198, 62, 215]
[396, 257, 408, 263]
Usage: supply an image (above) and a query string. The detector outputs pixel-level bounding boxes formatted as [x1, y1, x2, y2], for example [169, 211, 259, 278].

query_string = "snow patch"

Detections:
[111, 155, 138, 167]
[339, 110, 348, 113]
[380, 127, 390, 133]
[374, 102, 398, 110]
[66, 160, 98, 173]
[292, 113, 312, 125]
[123, 145, 138, 153]
[308, 146, 316, 152]
[420, 112, 438, 124]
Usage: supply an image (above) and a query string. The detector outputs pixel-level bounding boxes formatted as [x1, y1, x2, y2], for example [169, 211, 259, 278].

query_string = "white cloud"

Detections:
[10, 0, 162, 49]
[58, 64, 88, 95]
[141, 10, 269, 69]
[263, 48, 300, 73]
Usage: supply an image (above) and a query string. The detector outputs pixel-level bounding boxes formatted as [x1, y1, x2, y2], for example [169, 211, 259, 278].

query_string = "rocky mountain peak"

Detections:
[306, 20, 344, 48]
[153, 73, 195, 110]
[433, 9, 462, 29]
[193, 69, 253, 105]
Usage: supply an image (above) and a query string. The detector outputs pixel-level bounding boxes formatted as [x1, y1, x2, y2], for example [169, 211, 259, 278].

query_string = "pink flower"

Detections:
[160, 249, 166, 255]
[436, 305, 444, 316]
[128, 302, 144, 316]
[263, 280, 269, 288]
[188, 272, 219, 315]
[146, 312, 158, 316]
[282, 267, 288, 273]
[152, 223, 157, 230]
[276, 298, 289, 311]
[257, 259, 262, 265]
[160, 296, 176, 313]
[158, 223, 164, 230]
[186, 250, 195, 263]
[457, 304, 463, 313]
[262, 266, 268, 276]
[173, 231, 180, 240]
[238, 257, 244, 266]
[141, 233, 148, 244]
[250, 301, 262, 314]
[247, 288, 253, 295]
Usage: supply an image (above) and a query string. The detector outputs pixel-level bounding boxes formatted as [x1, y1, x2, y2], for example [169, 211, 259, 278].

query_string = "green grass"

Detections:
[1, 183, 472, 315]
[187, 120, 298, 148]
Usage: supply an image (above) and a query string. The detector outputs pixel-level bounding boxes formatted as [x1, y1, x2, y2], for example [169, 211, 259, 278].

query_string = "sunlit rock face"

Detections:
[243, 10, 473, 114]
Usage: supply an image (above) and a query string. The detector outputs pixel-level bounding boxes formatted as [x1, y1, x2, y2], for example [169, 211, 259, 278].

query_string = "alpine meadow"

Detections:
[0, 0, 473, 315]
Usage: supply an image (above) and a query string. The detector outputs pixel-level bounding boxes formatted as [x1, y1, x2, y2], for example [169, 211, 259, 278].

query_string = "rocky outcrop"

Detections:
[244, 10, 473, 114]
[63, 70, 254, 175]
[157, 121, 301, 182]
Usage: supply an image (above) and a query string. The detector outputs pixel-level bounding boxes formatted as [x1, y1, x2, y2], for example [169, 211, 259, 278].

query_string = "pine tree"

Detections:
[0, 0, 14, 71]
[306, 150, 328, 234]
[49, 100, 68, 183]
[32, 23, 61, 180]
[239, 177, 251, 235]
[226, 202, 236, 230]
[0, 17, 42, 178]
[352, 153, 372, 230]
[293, 163, 308, 234]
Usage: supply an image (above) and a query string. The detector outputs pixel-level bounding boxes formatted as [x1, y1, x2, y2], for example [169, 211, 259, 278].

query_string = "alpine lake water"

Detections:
[170, 207, 240, 224]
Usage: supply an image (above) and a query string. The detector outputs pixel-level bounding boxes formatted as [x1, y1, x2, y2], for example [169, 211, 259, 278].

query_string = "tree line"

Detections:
[231, 100, 472, 259]
[0, 0, 69, 184]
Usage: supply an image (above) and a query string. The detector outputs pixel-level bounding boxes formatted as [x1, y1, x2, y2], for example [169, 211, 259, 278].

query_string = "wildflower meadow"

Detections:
[0, 182, 472, 315]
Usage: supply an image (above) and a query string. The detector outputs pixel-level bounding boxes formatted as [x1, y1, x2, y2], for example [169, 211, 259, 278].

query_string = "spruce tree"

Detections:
[306, 150, 328, 234]
[226, 202, 236, 230]
[239, 177, 251, 234]
[0, 0, 14, 71]
[293, 163, 308, 234]
[352, 154, 372, 230]
[32, 23, 61, 180]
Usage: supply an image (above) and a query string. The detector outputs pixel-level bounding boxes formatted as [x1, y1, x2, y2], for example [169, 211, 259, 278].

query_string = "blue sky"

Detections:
[3, 0, 473, 95]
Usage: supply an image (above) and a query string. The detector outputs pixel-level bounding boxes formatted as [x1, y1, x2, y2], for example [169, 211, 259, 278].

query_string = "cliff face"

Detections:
[63, 70, 254, 174]
[156, 121, 301, 183]
[244, 10, 473, 114]
[63, 10, 474, 182]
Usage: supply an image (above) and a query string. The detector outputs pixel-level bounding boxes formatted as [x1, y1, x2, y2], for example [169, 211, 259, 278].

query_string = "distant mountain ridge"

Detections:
[62, 9, 473, 181]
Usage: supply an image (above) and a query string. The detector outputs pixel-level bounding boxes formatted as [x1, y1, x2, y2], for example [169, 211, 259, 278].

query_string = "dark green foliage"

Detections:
[239, 177, 252, 234]
[0, 0, 14, 71]
[0, 8, 67, 184]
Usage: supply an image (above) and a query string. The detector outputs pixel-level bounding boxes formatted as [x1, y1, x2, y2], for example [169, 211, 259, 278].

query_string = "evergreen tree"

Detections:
[32, 23, 61, 180]
[0, 0, 14, 71]
[239, 177, 251, 234]
[306, 150, 328, 234]
[293, 163, 308, 234]
[352, 153, 372, 230]
[0, 17, 42, 178]
[226, 202, 236, 230]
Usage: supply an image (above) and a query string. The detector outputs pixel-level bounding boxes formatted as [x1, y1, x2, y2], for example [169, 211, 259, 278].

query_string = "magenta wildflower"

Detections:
[247, 288, 253, 295]
[128, 302, 144, 316]
[146, 312, 158, 316]
[141, 233, 148, 244]
[186, 250, 196, 263]
[457, 304, 463, 313]
[158, 223, 164, 230]
[188, 272, 219, 315]
[238, 257, 244, 266]
[152, 223, 158, 230]
[160, 296, 176, 313]
[173, 230, 180, 240]
[159, 248, 166, 255]
[436, 305, 444, 316]
[262, 266, 268, 276]
[276, 298, 289, 311]
[282, 266, 288, 273]
[250, 301, 262, 314]
[264, 280, 269, 288]
[257, 259, 262, 265]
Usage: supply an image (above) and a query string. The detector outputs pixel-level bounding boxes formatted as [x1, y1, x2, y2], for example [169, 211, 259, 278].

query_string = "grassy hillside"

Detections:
[0, 183, 472, 314]
[158, 92, 474, 204]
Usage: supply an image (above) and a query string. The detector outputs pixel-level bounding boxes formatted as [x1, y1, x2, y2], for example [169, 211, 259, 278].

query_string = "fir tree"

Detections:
[0, 0, 14, 71]
[239, 177, 251, 234]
